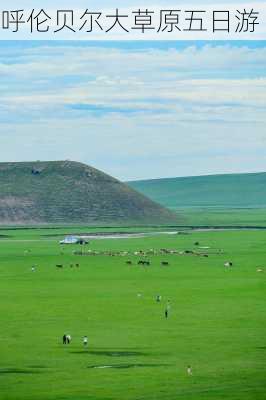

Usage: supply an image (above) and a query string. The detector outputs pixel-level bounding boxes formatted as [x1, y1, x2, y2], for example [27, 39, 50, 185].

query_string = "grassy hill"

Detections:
[127, 172, 266, 209]
[0, 161, 178, 226]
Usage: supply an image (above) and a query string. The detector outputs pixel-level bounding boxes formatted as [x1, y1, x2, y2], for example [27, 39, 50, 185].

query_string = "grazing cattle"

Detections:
[257, 268, 263, 272]
[161, 261, 169, 266]
[138, 260, 146, 265]
[56, 264, 63, 268]
[126, 261, 133, 265]
[31, 168, 41, 175]
[224, 262, 233, 268]
[142, 261, 150, 266]
[203, 254, 209, 258]
[138, 260, 150, 266]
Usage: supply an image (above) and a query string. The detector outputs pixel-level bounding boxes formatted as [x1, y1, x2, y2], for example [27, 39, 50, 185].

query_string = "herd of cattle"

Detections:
[72, 248, 222, 257]
[126, 260, 169, 266]
[54, 247, 236, 270]
[55, 259, 235, 269]
[56, 263, 80, 269]
[55, 260, 169, 268]
[53, 243, 237, 270]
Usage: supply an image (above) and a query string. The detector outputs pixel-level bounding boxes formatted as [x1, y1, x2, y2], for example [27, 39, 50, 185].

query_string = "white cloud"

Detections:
[1, 45, 266, 111]
[0, 42, 265, 179]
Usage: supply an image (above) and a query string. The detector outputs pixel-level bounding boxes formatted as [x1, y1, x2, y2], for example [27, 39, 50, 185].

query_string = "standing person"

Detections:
[83, 336, 88, 347]
[187, 365, 193, 375]
[156, 295, 161, 302]
[63, 334, 67, 345]
[66, 334, 71, 344]
[165, 299, 171, 318]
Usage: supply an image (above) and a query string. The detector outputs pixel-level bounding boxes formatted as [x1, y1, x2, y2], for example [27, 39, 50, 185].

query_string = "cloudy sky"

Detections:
[0, 39, 266, 180]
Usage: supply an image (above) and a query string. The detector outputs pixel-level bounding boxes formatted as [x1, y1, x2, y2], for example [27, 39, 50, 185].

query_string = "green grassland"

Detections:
[127, 172, 266, 227]
[0, 228, 265, 400]
[127, 172, 266, 209]
[174, 207, 266, 227]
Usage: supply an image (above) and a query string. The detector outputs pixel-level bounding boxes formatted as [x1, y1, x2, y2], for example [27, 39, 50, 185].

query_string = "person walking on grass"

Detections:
[156, 294, 161, 303]
[83, 336, 88, 347]
[187, 365, 193, 376]
[165, 299, 171, 318]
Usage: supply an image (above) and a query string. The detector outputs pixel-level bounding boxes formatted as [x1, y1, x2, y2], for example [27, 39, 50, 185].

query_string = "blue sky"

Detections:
[0, 40, 266, 180]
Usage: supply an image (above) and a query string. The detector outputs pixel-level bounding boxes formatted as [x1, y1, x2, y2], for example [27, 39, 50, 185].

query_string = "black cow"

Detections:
[138, 260, 150, 266]
[161, 261, 169, 266]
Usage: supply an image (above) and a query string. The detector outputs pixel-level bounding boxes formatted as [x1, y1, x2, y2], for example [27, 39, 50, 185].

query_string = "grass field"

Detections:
[127, 172, 266, 227]
[0, 228, 265, 400]
[127, 172, 266, 209]
[174, 207, 266, 227]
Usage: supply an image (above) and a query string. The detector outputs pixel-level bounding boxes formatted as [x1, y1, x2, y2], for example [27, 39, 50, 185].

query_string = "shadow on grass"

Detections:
[70, 350, 148, 357]
[87, 363, 171, 369]
[0, 368, 44, 374]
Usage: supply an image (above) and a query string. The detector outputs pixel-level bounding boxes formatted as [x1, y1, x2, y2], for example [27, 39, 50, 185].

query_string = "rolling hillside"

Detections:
[127, 172, 266, 209]
[0, 161, 178, 225]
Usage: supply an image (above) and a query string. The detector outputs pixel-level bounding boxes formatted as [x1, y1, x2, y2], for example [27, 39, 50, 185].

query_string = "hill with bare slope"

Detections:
[0, 161, 178, 225]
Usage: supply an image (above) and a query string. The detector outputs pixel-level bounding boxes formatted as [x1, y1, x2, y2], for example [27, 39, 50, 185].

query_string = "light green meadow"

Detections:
[0, 228, 265, 400]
